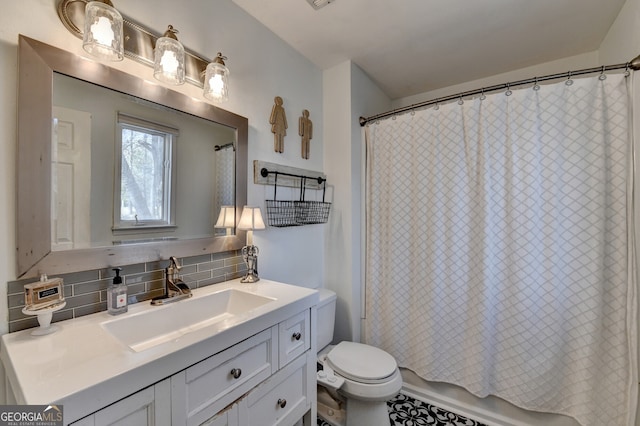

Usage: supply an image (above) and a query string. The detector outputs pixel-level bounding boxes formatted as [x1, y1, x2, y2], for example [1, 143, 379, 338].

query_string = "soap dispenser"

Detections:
[107, 267, 128, 315]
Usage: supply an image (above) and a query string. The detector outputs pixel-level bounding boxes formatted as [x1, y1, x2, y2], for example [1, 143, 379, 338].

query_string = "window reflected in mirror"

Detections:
[115, 113, 177, 230]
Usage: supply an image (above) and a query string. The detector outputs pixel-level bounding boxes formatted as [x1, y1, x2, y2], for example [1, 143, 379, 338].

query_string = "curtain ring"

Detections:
[533, 77, 540, 91]
[434, 99, 440, 111]
[505, 83, 512, 96]
[599, 65, 607, 81]
[480, 89, 486, 101]
[457, 96, 464, 105]
[625, 63, 631, 77]
[565, 71, 574, 86]
[410, 110, 416, 116]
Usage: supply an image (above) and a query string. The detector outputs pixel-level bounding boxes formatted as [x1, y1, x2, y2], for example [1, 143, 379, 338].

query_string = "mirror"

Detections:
[17, 35, 248, 278]
[52, 73, 236, 249]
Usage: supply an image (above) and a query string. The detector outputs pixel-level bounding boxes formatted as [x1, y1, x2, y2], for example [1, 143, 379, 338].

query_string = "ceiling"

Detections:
[232, 0, 627, 99]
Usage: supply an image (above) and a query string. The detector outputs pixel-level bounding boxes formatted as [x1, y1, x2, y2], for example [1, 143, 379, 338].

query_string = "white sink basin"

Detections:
[102, 288, 275, 352]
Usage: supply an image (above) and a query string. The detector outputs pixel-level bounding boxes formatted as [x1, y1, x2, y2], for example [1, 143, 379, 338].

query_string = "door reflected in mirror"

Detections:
[51, 73, 236, 251]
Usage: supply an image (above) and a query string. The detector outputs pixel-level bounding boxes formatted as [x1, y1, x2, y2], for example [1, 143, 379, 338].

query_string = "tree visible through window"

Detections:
[114, 113, 177, 229]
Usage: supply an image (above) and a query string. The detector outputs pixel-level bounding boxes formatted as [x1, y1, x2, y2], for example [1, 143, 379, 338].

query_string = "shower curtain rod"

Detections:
[214, 142, 235, 151]
[359, 53, 640, 127]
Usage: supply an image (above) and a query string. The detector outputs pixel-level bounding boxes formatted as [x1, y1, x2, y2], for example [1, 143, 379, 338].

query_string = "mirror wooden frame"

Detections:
[16, 35, 248, 279]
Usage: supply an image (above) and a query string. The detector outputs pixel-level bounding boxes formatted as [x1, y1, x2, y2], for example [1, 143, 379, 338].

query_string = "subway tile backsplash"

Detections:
[7, 250, 247, 333]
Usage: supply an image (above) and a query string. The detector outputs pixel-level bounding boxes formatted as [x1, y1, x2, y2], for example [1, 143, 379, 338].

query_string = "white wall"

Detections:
[323, 61, 390, 342]
[392, 51, 599, 110]
[323, 62, 354, 342]
[0, 0, 325, 336]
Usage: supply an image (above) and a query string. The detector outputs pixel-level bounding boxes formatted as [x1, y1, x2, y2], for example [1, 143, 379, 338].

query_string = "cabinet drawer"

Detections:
[173, 329, 275, 426]
[199, 403, 238, 426]
[240, 354, 310, 426]
[278, 310, 310, 368]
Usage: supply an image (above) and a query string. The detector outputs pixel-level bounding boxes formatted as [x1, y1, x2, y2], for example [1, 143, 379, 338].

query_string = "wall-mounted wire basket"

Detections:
[263, 169, 331, 227]
[265, 200, 299, 227]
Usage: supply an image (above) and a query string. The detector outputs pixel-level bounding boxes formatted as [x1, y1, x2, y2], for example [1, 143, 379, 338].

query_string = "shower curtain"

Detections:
[364, 74, 637, 426]
[214, 146, 235, 206]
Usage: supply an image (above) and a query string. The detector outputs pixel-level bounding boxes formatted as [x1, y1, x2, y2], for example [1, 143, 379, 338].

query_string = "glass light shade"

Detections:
[203, 55, 230, 102]
[82, 1, 124, 62]
[154, 36, 186, 85]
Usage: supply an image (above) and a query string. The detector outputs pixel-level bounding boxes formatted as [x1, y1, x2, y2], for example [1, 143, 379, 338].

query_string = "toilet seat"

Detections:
[326, 341, 398, 384]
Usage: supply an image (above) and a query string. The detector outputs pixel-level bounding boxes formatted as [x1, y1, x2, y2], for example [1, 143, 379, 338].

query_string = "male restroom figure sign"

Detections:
[270, 96, 287, 153]
[299, 109, 312, 159]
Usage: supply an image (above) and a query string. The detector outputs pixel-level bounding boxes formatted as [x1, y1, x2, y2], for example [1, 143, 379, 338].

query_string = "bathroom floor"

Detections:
[317, 393, 488, 426]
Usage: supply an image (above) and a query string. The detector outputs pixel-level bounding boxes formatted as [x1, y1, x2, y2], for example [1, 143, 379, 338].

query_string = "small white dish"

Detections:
[22, 300, 67, 336]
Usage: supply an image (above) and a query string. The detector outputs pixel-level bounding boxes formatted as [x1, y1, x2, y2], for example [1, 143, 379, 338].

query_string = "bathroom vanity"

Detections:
[1, 279, 318, 425]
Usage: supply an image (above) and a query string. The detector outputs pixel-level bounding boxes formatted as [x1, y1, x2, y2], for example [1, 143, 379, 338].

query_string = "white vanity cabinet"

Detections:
[237, 353, 312, 426]
[172, 328, 276, 425]
[1, 280, 318, 426]
[70, 309, 314, 426]
[70, 379, 172, 426]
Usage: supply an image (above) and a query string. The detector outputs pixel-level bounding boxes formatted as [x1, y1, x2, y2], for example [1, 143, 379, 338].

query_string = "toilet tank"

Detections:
[316, 288, 337, 351]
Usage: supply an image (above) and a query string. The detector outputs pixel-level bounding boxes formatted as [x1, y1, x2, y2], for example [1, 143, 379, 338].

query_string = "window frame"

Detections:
[113, 113, 178, 232]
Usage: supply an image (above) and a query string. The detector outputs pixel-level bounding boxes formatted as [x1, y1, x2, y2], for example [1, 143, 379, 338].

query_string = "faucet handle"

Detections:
[169, 256, 182, 272]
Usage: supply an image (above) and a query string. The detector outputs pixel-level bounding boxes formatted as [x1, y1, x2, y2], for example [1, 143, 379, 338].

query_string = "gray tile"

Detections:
[197, 260, 225, 272]
[225, 256, 245, 266]
[64, 292, 102, 309]
[180, 264, 197, 275]
[74, 278, 110, 296]
[7, 293, 24, 310]
[9, 318, 38, 333]
[59, 270, 100, 285]
[182, 270, 211, 285]
[99, 263, 145, 279]
[75, 302, 108, 318]
[183, 254, 212, 265]
[6, 249, 247, 333]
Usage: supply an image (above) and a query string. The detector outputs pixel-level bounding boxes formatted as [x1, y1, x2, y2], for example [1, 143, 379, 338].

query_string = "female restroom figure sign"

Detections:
[270, 96, 287, 153]
[299, 109, 312, 159]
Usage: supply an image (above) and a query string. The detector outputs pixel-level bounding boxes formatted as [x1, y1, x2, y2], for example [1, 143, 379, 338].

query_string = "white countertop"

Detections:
[1, 279, 318, 423]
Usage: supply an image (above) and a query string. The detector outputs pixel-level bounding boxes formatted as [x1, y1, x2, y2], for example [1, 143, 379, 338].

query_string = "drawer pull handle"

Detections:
[277, 398, 287, 408]
[292, 332, 302, 341]
[230, 368, 242, 379]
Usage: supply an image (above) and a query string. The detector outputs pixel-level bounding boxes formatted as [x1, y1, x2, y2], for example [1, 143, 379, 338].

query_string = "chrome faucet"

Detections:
[151, 256, 192, 305]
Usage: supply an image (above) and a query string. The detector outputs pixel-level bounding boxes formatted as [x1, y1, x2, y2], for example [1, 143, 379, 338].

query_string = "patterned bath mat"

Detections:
[318, 393, 488, 426]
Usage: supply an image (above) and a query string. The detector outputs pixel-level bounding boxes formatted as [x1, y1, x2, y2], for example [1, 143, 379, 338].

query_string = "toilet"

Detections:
[316, 289, 402, 426]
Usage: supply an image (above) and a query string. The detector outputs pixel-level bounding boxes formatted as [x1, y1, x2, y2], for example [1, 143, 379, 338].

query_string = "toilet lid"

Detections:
[326, 341, 397, 384]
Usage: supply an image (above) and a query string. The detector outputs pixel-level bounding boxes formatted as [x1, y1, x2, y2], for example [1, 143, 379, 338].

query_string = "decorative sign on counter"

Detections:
[24, 274, 63, 310]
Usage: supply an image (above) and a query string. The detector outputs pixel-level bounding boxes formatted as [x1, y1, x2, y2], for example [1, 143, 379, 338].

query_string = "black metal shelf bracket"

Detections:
[260, 167, 326, 185]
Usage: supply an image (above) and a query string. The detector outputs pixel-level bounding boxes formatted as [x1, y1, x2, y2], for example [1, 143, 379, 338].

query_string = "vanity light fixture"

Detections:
[203, 53, 230, 103]
[215, 206, 236, 236]
[153, 25, 186, 85]
[57, 0, 231, 97]
[82, 0, 124, 61]
[306, 0, 336, 10]
[238, 207, 266, 283]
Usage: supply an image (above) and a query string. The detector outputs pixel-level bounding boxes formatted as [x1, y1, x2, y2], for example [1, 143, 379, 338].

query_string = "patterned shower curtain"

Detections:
[364, 74, 637, 426]
[215, 146, 235, 206]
